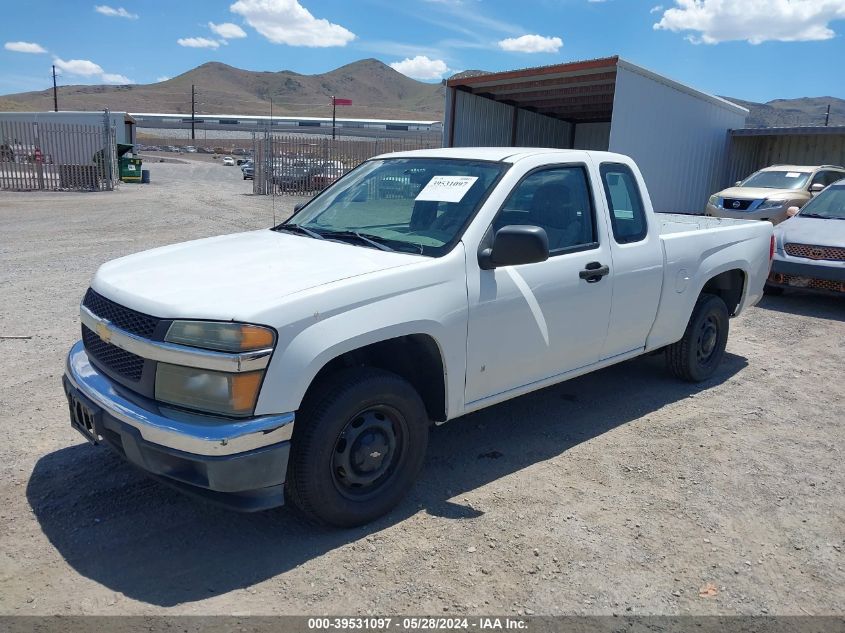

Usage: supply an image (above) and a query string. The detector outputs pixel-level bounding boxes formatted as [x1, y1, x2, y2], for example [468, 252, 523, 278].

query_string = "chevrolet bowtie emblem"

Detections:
[95, 322, 112, 344]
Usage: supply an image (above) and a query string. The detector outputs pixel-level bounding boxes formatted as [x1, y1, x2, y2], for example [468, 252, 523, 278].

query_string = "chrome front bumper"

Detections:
[64, 340, 294, 457]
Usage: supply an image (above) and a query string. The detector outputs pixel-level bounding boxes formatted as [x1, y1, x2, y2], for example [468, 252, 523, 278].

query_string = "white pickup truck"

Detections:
[63, 148, 774, 527]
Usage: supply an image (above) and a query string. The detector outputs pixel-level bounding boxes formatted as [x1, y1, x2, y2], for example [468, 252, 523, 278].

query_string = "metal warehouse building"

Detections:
[444, 56, 748, 213]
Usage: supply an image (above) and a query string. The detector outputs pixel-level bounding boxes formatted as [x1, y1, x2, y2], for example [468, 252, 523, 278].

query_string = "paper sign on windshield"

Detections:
[416, 176, 478, 203]
[785, 172, 801, 178]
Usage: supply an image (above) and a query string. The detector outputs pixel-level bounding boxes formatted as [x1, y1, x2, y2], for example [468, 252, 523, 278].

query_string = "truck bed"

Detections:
[645, 212, 773, 351]
[657, 212, 758, 235]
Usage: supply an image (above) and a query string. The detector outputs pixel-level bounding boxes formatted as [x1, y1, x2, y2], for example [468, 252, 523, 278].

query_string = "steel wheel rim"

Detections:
[696, 314, 719, 364]
[332, 404, 406, 500]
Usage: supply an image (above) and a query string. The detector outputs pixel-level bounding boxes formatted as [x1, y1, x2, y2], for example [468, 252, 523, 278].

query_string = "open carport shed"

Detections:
[727, 126, 845, 185]
[444, 56, 748, 213]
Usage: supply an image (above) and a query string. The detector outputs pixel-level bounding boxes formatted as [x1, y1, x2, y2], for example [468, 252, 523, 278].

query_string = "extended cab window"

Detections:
[493, 165, 597, 253]
[600, 163, 648, 244]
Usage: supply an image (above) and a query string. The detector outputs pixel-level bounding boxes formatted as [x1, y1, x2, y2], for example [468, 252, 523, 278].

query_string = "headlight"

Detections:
[165, 321, 275, 352]
[155, 363, 263, 416]
[708, 195, 721, 208]
[758, 199, 784, 210]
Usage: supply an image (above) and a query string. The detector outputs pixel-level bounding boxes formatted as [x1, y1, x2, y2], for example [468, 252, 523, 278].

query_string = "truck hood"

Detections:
[717, 187, 799, 201]
[92, 230, 423, 321]
[776, 216, 845, 248]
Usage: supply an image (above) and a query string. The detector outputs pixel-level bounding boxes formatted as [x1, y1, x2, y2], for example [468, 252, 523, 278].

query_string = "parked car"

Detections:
[184, 146, 198, 153]
[241, 161, 254, 180]
[766, 178, 845, 295]
[62, 148, 772, 527]
[706, 164, 845, 225]
[236, 157, 250, 166]
[273, 161, 326, 191]
[222, 156, 235, 166]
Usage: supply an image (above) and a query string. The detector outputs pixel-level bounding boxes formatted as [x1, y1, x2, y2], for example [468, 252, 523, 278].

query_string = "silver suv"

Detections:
[705, 164, 845, 225]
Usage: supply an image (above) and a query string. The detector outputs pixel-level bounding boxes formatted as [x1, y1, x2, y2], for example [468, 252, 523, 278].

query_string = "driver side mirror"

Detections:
[809, 183, 825, 194]
[293, 203, 305, 213]
[786, 206, 800, 217]
[735, 181, 742, 187]
[478, 225, 549, 270]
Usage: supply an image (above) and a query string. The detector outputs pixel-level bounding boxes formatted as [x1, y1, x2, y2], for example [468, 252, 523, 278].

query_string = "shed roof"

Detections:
[445, 56, 746, 123]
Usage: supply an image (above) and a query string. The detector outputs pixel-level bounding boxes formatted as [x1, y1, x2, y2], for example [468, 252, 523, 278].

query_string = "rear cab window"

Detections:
[600, 163, 648, 244]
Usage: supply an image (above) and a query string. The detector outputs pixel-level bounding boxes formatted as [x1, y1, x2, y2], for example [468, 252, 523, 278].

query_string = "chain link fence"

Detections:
[251, 133, 440, 196]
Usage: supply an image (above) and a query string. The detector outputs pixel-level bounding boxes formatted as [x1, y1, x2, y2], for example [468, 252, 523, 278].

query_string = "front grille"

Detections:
[785, 243, 845, 262]
[722, 198, 753, 211]
[768, 272, 845, 293]
[82, 288, 159, 338]
[82, 325, 144, 381]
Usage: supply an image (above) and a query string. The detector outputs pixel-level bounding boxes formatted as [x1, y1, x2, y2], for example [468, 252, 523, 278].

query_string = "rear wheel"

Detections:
[666, 293, 729, 382]
[286, 368, 429, 527]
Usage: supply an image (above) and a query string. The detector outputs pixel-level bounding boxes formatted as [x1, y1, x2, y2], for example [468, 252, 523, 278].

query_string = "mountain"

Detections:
[2, 58, 842, 128]
[723, 96, 845, 128]
[0, 59, 445, 121]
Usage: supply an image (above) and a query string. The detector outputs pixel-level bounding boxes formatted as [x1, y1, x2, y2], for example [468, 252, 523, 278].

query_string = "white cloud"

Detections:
[101, 72, 131, 84]
[52, 57, 132, 84]
[498, 34, 563, 53]
[389, 55, 450, 80]
[230, 0, 356, 47]
[53, 57, 104, 76]
[156, 76, 171, 82]
[209, 21, 247, 39]
[654, 0, 845, 44]
[650, 4, 664, 13]
[94, 5, 138, 19]
[4, 41, 47, 54]
[177, 37, 221, 49]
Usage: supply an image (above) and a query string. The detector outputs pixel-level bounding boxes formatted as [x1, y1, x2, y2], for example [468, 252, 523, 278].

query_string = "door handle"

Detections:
[579, 262, 610, 283]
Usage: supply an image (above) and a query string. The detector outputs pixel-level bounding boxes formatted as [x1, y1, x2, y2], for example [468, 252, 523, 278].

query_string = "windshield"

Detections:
[280, 158, 507, 256]
[741, 170, 810, 190]
[797, 184, 845, 219]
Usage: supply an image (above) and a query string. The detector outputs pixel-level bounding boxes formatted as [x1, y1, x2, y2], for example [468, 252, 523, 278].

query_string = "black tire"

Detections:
[666, 293, 729, 382]
[286, 368, 429, 527]
[763, 284, 784, 296]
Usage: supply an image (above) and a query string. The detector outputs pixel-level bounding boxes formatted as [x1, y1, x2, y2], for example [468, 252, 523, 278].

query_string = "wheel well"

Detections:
[701, 269, 745, 316]
[305, 334, 447, 422]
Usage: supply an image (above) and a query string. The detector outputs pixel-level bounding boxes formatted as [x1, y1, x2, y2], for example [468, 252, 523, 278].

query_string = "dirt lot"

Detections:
[0, 158, 842, 616]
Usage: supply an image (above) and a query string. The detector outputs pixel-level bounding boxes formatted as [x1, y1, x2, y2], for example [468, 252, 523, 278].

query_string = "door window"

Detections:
[493, 166, 597, 254]
[600, 163, 648, 244]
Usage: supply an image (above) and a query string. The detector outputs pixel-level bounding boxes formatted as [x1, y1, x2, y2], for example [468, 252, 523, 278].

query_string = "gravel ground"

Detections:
[0, 158, 842, 616]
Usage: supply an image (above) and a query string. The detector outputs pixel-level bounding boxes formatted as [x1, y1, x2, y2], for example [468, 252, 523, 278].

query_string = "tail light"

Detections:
[769, 235, 775, 261]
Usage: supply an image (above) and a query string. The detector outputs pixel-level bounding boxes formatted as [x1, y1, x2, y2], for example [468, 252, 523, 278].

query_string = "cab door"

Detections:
[464, 163, 614, 406]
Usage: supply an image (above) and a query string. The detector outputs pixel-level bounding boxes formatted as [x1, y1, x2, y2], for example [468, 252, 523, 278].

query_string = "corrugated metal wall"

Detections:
[728, 133, 845, 184]
[447, 90, 571, 148]
[573, 122, 611, 150]
[515, 108, 572, 147]
[609, 65, 746, 213]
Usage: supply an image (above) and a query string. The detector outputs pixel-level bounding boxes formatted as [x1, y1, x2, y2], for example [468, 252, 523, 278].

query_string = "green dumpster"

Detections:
[120, 156, 142, 183]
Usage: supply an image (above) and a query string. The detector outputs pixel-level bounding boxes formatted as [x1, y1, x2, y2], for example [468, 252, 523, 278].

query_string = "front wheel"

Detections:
[286, 368, 429, 527]
[665, 293, 729, 382]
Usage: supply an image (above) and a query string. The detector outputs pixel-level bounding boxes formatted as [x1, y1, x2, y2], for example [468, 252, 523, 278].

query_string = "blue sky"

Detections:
[2, 0, 845, 108]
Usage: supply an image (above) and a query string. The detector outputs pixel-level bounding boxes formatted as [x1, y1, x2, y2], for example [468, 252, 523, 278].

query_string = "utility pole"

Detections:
[825, 104, 831, 127]
[52, 65, 58, 112]
[191, 84, 196, 140]
[332, 95, 336, 140]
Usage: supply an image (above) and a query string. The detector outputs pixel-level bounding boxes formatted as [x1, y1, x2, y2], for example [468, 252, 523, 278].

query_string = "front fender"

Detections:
[254, 250, 469, 418]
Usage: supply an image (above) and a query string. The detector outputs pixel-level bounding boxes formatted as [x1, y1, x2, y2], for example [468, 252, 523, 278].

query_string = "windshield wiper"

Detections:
[275, 223, 325, 240]
[319, 230, 395, 252]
